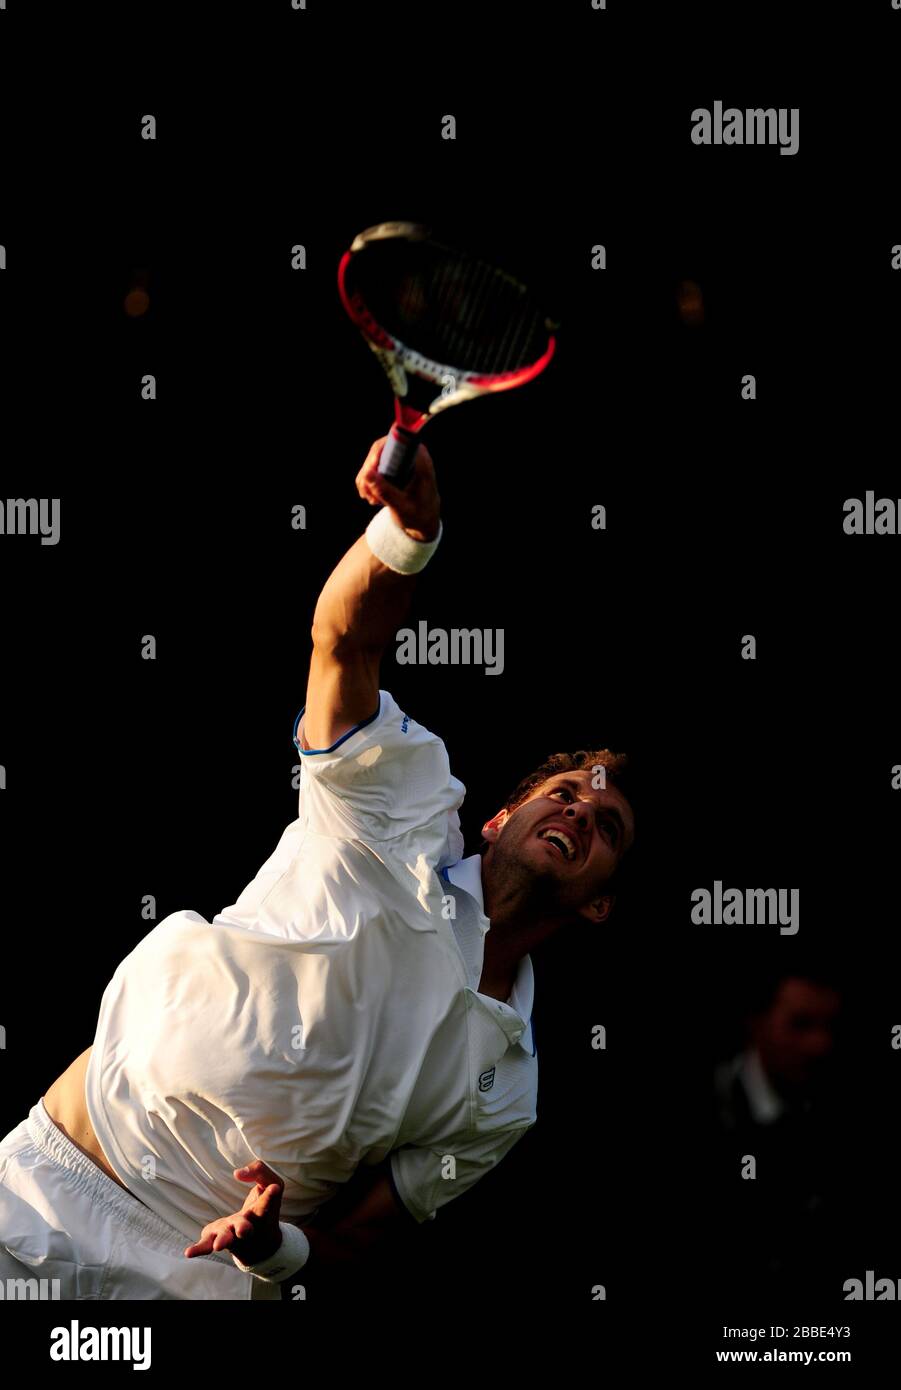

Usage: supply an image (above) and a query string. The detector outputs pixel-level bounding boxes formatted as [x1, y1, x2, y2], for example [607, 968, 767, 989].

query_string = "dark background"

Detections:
[1, 0, 899, 1371]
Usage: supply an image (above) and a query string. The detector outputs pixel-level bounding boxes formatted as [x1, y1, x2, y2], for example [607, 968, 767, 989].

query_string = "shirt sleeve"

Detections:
[293, 688, 467, 848]
[388, 1122, 534, 1224]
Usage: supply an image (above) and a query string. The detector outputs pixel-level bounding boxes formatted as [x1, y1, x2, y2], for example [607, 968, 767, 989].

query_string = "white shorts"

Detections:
[0, 1099, 281, 1301]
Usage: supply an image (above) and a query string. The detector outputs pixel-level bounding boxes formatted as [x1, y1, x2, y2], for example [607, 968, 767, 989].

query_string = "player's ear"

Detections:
[576, 894, 615, 926]
[481, 809, 510, 844]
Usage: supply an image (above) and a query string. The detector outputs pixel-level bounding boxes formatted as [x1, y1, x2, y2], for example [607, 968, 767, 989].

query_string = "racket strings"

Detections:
[354, 243, 548, 376]
[430, 254, 492, 369]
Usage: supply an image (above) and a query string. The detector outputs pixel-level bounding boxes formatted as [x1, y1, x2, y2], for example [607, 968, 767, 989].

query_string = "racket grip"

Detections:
[378, 425, 421, 489]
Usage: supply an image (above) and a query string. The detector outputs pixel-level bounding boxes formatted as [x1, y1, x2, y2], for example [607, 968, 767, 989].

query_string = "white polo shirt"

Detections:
[85, 689, 537, 1242]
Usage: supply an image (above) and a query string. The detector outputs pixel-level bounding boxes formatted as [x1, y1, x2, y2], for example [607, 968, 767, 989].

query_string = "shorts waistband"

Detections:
[28, 1098, 233, 1265]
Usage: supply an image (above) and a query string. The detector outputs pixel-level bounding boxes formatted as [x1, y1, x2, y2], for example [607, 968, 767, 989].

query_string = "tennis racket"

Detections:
[338, 221, 558, 488]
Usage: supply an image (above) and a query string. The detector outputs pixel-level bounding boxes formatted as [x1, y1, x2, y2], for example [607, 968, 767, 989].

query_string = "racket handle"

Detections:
[378, 425, 421, 489]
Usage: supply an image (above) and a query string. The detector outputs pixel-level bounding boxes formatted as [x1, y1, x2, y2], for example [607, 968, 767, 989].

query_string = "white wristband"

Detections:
[365, 506, 443, 574]
[231, 1222, 311, 1283]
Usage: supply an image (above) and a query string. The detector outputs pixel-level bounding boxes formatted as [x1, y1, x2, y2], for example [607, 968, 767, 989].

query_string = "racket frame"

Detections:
[338, 221, 557, 484]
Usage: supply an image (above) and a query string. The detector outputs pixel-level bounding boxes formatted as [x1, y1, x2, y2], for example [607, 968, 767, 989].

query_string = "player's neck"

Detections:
[480, 856, 569, 938]
[478, 858, 567, 999]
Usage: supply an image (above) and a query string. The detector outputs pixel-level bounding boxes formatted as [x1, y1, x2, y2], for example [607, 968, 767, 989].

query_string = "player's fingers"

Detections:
[378, 447, 435, 506]
[184, 1223, 226, 1267]
[410, 451, 438, 502]
[356, 468, 377, 500]
[361, 471, 396, 508]
[360, 480, 383, 506]
[358, 471, 388, 506]
[235, 1161, 283, 1190]
[239, 1183, 266, 1213]
[360, 439, 433, 506]
[184, 1233, 215, 1259]
[251, 1183, 284, 1220]
[356, 438, 388, 484]
[412, 441, 434, 473]
[369, 474, 405, 506]
[375, 440, 431, 483]
[211, 1224, 239, 1253]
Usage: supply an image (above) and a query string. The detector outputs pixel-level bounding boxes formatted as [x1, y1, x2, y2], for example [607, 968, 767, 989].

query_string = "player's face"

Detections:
[482, 769, 635, 925]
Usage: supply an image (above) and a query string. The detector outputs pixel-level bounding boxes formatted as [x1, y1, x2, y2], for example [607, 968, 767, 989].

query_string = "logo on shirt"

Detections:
[401, 715, 409, 733]
[478, 1067, 496, 1092]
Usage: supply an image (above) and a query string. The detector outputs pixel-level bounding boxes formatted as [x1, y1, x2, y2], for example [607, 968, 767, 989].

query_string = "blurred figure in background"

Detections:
[715, 973, 843, 1129]
[711, 968, 858, 1301]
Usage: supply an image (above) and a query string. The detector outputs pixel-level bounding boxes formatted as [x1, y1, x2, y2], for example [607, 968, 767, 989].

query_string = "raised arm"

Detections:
[302, 436, 442, 752]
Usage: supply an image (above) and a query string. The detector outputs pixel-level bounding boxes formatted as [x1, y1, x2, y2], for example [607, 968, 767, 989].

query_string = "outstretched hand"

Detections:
[183, 1160, 285, 1265]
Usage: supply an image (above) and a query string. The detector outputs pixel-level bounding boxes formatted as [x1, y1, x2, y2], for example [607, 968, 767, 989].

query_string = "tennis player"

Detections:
[0, 437, 635, 1298]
